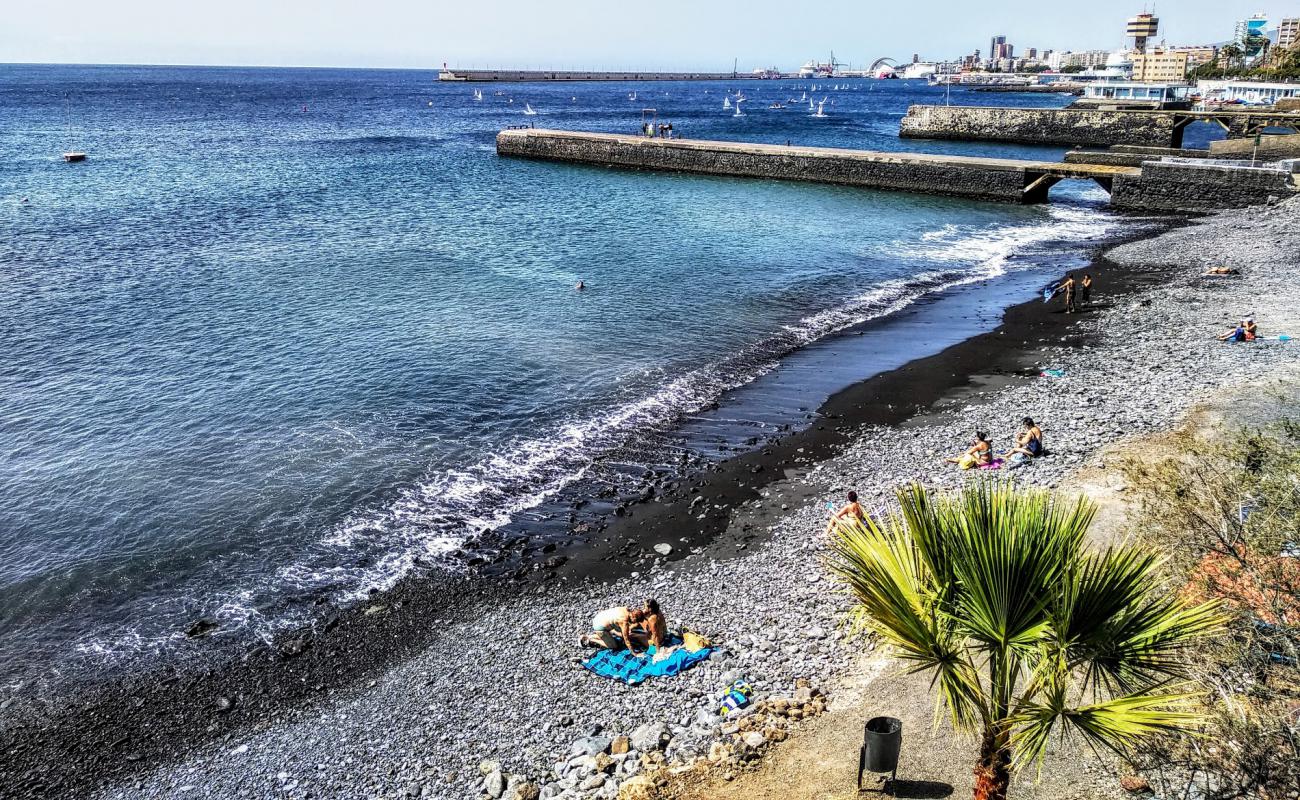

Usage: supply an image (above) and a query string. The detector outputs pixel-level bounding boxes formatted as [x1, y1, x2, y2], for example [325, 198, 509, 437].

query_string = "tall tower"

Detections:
[1127, 13, 1159, 54]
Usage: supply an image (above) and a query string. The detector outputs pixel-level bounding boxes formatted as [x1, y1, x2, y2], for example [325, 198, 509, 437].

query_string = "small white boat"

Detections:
[629, 91, 637, 101]
[523, 103, 537, 115]
[473, 89, 483, 101]
[63, 152, 86, 163]
[723, 96, 732, 110]
[812, 98, 828, 118]
[733, 99, 745, 117]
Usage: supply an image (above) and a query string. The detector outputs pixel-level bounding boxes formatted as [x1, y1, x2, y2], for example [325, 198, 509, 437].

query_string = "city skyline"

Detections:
[3, 0, 1295, 70]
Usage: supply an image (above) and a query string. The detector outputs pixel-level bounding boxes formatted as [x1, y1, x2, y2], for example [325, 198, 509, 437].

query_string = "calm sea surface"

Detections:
[0, 65, 1163, 683]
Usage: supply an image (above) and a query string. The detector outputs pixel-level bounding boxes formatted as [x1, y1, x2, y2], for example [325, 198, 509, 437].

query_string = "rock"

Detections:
[214, 696, 235, 713]
[630, 722, 671, 752]
[185, 619, 218, 638]
[571, 736, 612, 757]
[653, 543, 673, 556]
[484, 769, 506, 798]
[510, 783, 541, 800]
[609, 735, 630, 755]
[617, 776, 657, 800]
[742, 731, 766, 749]
[278, 637, 309, 659]
[579, 774, 606, 790]
[805, 626, 826, 639]
[1120, 775, 1152, 793]
[479, 760, 500, 777]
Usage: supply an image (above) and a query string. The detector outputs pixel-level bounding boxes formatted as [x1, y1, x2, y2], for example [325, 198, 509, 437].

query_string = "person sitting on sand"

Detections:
[1244, 316, 1258, 341]
[825, 490, 866, 534]
[1219, 320, 1250, 342]
[946, 432, 992, 470]
[1204, 266, 1240, 276]
[1003, 417, 1044, 460]
[582, 606, 648, 652]
[640, 598, 667, 650]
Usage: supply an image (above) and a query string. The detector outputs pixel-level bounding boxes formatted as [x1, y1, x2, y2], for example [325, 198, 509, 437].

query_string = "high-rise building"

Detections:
[1127, 13, 1160, 54]
[1279, 18, 1300, 52]
[1235, 14, 1270, 62]
[989, 35, 1006, 61]
[1027, 47, 1038, 59]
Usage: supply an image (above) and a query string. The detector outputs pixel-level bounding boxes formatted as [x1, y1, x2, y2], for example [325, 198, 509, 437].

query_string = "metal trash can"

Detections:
[858, 716, 902, 793]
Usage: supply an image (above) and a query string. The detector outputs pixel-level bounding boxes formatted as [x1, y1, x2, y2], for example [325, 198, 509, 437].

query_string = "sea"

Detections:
[0, 65, 1206, 690]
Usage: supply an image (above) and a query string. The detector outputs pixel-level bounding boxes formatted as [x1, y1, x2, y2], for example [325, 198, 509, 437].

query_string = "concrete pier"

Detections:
[496, 128, 1133, 204]
[497, 129, 1298, 212]
[900, 105, 1300, 148]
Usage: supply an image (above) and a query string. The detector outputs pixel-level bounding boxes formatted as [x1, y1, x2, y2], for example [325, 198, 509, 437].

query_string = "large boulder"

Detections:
[630, 722, 671, 753]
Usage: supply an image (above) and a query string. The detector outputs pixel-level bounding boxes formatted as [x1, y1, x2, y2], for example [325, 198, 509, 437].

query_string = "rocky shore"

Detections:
[40, 197, 1300, 800]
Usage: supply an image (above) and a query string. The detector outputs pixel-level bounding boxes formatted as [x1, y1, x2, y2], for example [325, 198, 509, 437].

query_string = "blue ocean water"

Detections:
[0, 65, 1139, 681]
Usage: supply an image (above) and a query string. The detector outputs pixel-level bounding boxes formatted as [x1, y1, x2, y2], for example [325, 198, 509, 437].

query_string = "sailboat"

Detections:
[813, 98, 828, 117]
[523, 103, 537, 115]
[733, 98, 745, 117]
[722, 96, 732, 110]
[808, 97, 815, 111]
[473, 89, 483, 101]
[629, 91, 637, 101]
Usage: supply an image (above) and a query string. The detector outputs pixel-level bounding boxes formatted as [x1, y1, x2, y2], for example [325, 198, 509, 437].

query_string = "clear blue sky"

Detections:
[3, 0, 1287, 69]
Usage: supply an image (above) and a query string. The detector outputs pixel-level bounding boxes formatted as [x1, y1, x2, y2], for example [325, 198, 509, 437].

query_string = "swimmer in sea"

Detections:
[575, 280, 585, 291]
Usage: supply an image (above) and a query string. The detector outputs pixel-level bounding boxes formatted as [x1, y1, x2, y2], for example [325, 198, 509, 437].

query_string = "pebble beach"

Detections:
[53, 196, 1298, 800]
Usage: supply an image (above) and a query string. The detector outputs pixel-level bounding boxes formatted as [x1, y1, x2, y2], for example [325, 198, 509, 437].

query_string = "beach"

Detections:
[2, 194, 1288, 799]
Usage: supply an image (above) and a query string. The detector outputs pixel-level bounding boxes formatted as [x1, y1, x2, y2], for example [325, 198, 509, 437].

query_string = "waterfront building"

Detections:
[1077, 81, 1191, 109]
[1132, 50, 1190, 82]
[1127, 13, 1160, 54]
[1050, 50, 1112, 71]
[1197, 79, 1300, 106]
[1279, 18, 1299, 52]
[990, 35, 1006, 59]
[1168, 45, 1219, 70]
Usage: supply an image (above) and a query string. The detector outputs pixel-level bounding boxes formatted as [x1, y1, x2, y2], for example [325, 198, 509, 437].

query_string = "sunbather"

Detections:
[946, 432, 992, 469]
[1003, 417, 1044, 460]
[825, 490, 866, 534]
[582, 606, 648, 652]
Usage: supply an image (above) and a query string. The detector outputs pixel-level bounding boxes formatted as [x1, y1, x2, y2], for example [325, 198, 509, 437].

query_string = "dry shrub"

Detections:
[1120, 422, 1300, 799]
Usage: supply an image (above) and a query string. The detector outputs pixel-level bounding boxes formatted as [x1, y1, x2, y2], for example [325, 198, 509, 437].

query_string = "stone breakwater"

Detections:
[498, 129, 1297, 212]
[84, 198, 1300, 800]
[899, 104, 1180, 148]
[496, 128, 1133, 204]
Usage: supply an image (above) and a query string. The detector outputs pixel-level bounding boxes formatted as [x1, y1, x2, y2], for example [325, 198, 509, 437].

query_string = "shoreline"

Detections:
[2, 214, 1173, 798]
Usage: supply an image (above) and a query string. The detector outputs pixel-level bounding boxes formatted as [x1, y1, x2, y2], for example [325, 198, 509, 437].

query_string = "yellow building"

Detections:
[1132, 50, 1190, 82]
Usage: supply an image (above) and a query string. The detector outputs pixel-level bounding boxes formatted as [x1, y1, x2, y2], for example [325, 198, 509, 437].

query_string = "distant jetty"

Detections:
[438, 69, 762, 82]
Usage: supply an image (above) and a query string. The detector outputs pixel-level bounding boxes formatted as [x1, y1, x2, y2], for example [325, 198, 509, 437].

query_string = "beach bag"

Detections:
[682, 630, 712, 652]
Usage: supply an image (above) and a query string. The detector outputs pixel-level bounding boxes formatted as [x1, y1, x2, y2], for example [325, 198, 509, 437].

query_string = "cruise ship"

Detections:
[798, 53, 839, 79]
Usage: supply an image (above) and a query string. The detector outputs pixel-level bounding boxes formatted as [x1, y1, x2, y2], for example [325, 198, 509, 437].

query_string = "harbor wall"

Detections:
[497, 129, 1036, 203]
[440, 70, 755, 82]
[899, 105, 1180, 148]
[1111, 160, 1298, 211]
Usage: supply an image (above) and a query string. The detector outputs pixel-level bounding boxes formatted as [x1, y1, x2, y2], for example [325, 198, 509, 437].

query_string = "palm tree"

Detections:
[829, 482, 1223, 800]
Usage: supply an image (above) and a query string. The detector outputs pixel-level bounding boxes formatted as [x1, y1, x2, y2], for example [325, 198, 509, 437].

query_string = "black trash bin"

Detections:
[858, 716, 902, 792]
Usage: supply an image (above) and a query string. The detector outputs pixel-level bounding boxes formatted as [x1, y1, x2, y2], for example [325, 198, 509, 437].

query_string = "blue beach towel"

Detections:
[582, 639, 715, 685]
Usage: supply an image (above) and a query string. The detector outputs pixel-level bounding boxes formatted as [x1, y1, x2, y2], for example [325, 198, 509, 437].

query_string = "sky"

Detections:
[2, 1, 1289, 70]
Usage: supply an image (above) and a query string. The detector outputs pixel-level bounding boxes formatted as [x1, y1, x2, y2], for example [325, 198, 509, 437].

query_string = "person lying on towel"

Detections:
[581, 599, 666, 653]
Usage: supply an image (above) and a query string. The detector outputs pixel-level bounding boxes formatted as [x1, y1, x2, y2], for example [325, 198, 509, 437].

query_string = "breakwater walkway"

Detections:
[496, 129, 1299, 211]
[900, 104, 1300, 148]
[497, 128, 1135, 204]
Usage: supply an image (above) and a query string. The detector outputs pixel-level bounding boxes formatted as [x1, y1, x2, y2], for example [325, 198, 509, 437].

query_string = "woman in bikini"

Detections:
[1004, 417, 1044, 460]
[946, 432, 992, 469]
[825, 490, 866, 534]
